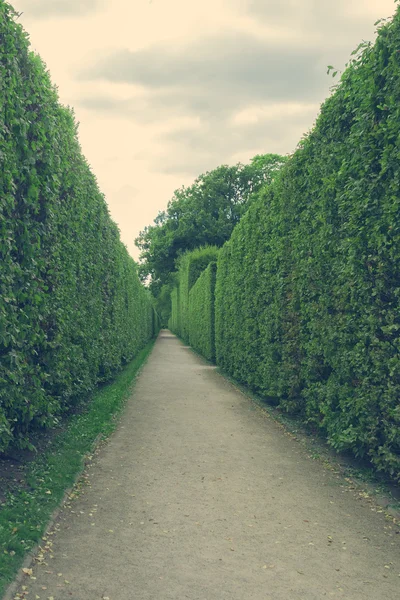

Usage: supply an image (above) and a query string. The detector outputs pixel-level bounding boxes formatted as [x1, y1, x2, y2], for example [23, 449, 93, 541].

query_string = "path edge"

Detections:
[1, 342, 155, 600]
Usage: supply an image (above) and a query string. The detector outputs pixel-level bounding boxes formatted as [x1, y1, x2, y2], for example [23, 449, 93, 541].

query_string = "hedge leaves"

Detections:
[169, 247, 219, 342]
[189, 262, 217, 361]
[0, 2, 157, 452]
[215, 10, 400, 480]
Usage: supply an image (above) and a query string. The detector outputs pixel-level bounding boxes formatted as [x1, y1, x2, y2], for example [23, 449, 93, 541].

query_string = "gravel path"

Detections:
[11, 331, 400, 599]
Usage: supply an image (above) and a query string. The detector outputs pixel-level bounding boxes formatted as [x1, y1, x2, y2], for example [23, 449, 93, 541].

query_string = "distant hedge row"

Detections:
[189, 262, 217, 361]
[0, 2, 158, 452]
[169, 288, 180, 335]
[169, 247, 219, 342]
[216, 11, 400, 479]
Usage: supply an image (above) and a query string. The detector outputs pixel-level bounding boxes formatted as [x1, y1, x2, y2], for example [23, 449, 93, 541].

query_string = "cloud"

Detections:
[79, 97, 314, 178]
[79, 96, 120, 112]
[76, 28, 331, 177]
[78, 33, 330, 108]
[76, 93, 323, 176]
[76, 28, 333, 177]
[247, 0, 379, 36]
[75, 1, 395, 179]
[152, 102, 319, 176]
[18, 0, 104, 18]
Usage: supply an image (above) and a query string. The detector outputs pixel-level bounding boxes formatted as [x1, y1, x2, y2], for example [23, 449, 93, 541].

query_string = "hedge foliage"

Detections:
[189, 262, 217, 361]
[136, 155, 287, 295]
[215, 10, 400, 479]
[168, 287, 180, 334]
[0, 2, 157, 452]
[171, 246, 219, 341]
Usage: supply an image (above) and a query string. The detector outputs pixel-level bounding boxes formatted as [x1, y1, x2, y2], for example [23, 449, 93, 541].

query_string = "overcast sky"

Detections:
[13, 0, 397, 259]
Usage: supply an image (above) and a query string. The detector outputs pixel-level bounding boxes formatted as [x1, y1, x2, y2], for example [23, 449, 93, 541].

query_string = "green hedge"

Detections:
[173, 246, 219, 341]
[216, 10, 400, 480]
[168, 287, 180, 333]
[189, 262, 217, 361]
[0, 2, 157, 452]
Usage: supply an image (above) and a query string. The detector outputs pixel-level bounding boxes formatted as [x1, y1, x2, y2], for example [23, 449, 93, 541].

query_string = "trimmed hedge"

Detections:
[171, 246, 219, 341]
[216, 11, 400, 480]
[169, 287, 180, 334]
[0, 2, 157, 452]
[189, 262, 217, 361]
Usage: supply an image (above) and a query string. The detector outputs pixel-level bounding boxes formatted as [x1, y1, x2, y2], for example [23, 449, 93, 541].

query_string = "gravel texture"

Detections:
[11, 331, 400, 599]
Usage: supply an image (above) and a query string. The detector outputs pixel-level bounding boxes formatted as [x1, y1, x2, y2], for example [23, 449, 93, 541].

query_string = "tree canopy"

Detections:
[135, 153, 287, 295]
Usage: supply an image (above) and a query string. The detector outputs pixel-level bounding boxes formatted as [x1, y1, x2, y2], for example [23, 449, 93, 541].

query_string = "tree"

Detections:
[136, 154, 287, 295]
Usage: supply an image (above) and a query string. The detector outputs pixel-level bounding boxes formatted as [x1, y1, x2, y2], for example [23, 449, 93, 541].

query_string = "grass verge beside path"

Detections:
[0, 340, 155, 598]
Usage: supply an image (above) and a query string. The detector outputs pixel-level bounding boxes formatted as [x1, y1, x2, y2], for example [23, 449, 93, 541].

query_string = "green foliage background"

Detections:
[0, 2, 157, 452]
[189, 262, 217, 361]
[215, 10, 400, 479]
[136, 155, 287, 296]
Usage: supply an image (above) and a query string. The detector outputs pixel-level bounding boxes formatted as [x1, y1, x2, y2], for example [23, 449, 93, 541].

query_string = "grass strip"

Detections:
[0, 339, 155, 597]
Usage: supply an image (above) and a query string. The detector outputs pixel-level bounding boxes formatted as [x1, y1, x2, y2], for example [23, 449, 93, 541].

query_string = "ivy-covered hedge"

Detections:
[189, 262, 217, 361]
[216, 11, 400, 480]
[0, 2, 157, 452]
[172, 246, 219, 341]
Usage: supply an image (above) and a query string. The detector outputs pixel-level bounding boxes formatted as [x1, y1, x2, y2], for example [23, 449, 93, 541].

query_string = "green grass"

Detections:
[0, 340, 155, 598]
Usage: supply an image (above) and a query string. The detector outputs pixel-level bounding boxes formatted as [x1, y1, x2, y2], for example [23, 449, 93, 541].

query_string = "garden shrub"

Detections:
[169, 287, 180, 334]
[215, 10, 400, 480]
[189, 262, 217, 361]
[173, 246, 219, 341]
[0, 2, 157, 452]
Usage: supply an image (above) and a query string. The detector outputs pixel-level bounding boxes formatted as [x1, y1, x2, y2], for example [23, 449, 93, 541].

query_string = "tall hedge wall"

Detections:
[0, 2, 157, 452]
[216, 11, 400, 479]
[189, 262, 217, 361]
[173, 246, 219, 341]
[168, 287, 180, 334]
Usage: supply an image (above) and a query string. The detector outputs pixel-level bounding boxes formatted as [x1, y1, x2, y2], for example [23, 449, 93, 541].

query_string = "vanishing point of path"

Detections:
[10, 331, 400, 600]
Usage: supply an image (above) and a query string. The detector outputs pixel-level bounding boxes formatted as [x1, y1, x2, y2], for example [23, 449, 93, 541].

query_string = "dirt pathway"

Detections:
[10, 331, 400, 599]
